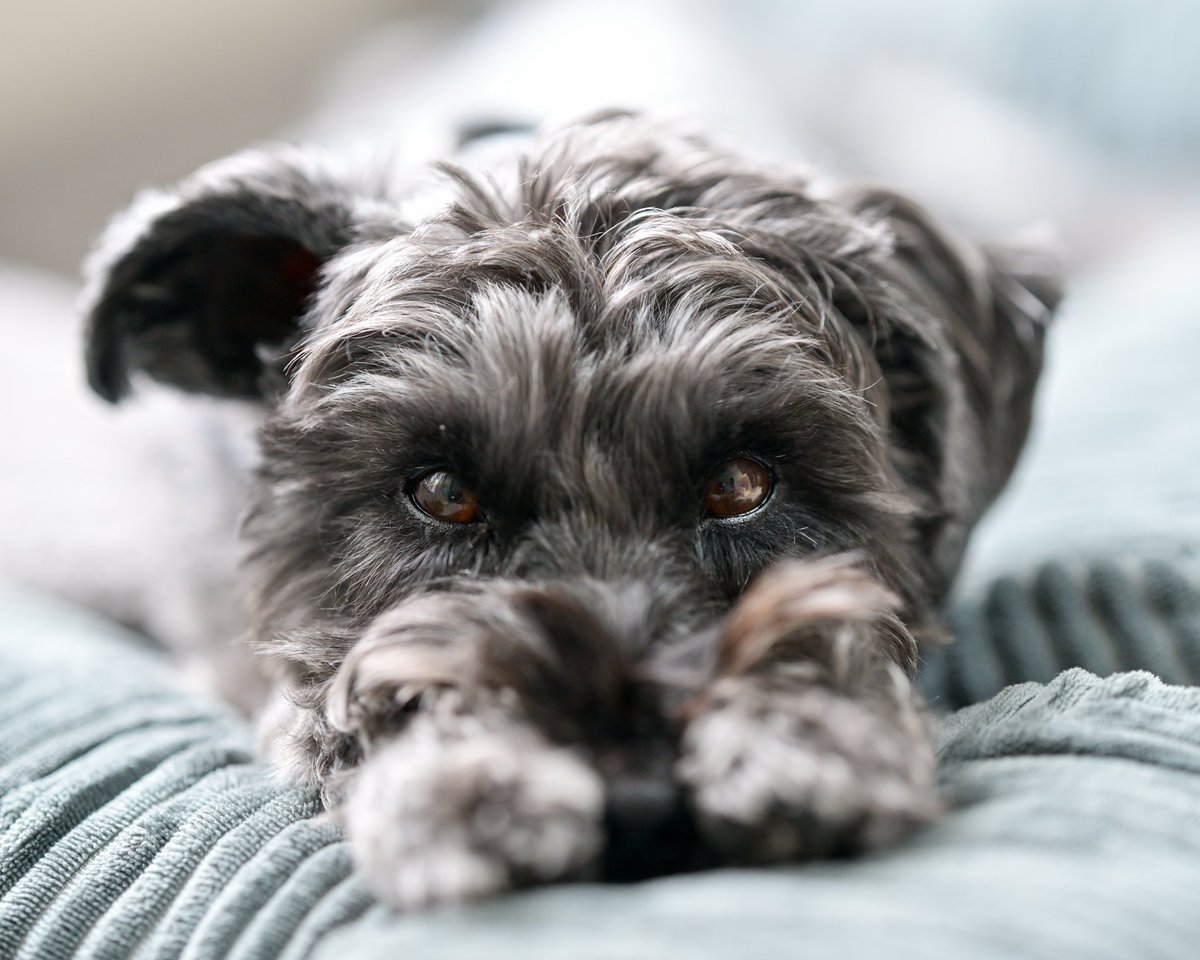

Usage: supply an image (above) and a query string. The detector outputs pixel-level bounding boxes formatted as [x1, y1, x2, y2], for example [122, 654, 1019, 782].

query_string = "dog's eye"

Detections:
[704, 457, 772, 519]
[411, 470, 480, 523]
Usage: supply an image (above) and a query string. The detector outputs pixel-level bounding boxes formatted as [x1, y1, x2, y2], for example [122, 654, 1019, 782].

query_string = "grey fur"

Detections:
[82, 112, 1059, 906]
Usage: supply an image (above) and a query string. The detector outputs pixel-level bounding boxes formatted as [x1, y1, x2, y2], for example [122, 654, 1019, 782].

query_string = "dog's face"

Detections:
[83, 114, 1059, 892]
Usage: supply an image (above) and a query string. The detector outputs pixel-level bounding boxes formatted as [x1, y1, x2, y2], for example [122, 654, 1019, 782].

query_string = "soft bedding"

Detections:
[3, 579, 1200, 960]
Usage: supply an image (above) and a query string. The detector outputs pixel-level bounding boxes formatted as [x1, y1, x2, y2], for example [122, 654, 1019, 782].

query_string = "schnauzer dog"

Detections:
[81, 112, 1059, 906]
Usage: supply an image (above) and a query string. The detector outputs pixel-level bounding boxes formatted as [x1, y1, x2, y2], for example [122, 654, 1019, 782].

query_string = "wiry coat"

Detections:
[82, 113, 1059, 904]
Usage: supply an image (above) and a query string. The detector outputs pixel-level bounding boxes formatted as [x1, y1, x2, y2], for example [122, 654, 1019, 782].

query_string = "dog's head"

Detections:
[83, 113, 1058, 859]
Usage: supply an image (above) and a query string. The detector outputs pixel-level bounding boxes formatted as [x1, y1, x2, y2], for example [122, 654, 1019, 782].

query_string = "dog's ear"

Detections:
[82, 146, 382, 402]
[839, 189, 1063, 588]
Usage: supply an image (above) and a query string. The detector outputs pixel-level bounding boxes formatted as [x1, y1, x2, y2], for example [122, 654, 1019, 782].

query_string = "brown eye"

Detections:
[411, 470, 480, 523]
[704, 457, 772, 519]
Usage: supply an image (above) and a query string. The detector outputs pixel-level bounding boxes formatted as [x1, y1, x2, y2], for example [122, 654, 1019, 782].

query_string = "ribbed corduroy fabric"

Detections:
[4, 582, 1200, 959]
[923, 550, 1200, 709]
[0, 587, 372, 960]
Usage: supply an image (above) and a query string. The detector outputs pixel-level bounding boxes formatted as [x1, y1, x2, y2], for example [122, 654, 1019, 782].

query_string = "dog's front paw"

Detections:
[343, 720, 604, 908]
[677, 670, 939, 863]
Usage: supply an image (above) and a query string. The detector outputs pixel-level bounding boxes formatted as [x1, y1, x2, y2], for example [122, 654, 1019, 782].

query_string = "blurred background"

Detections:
[0, 0, 446, 274]
[1, 0, 1197, 644]
[4, 0, 1198, 278]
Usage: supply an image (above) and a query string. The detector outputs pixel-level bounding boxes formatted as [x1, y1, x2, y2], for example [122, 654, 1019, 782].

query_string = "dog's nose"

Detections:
[601, 772, 705, 880]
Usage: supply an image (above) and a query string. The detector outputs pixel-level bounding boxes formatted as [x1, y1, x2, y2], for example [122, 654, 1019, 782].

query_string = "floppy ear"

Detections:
[82, 146, 379, 402]
[839, 189, 1063, 591]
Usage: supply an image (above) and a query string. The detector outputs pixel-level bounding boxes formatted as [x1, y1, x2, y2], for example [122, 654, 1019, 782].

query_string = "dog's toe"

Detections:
[677, 675, 940, 862]
[343, 725, 605, 908]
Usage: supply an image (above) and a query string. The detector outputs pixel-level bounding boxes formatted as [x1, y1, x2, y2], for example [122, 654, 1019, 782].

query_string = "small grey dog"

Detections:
[82, 112, 1058, 906]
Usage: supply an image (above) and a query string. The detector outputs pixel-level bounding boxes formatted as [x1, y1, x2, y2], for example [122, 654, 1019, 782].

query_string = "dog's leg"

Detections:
[268, 593, 606, 908]
[677, 557, 940, 861]
[342, 693, 604, 907]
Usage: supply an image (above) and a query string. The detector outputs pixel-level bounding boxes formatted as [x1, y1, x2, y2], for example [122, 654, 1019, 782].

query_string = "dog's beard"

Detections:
[256, 556, 935, 905]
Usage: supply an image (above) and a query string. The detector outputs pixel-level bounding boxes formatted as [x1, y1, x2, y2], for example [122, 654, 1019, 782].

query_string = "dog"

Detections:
[81, 111, 1059, 907]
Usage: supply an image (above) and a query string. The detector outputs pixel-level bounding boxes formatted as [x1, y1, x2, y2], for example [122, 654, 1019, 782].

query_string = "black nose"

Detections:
[601, 772, 707, 881]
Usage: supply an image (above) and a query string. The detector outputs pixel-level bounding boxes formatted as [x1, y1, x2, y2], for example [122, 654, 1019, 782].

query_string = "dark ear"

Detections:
[82, 146, 377, 402]
[839, 188, 1063, 590]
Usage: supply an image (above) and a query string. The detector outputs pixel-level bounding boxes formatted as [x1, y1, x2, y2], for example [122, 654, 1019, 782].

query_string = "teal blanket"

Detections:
[3, 580, 1200, 959]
